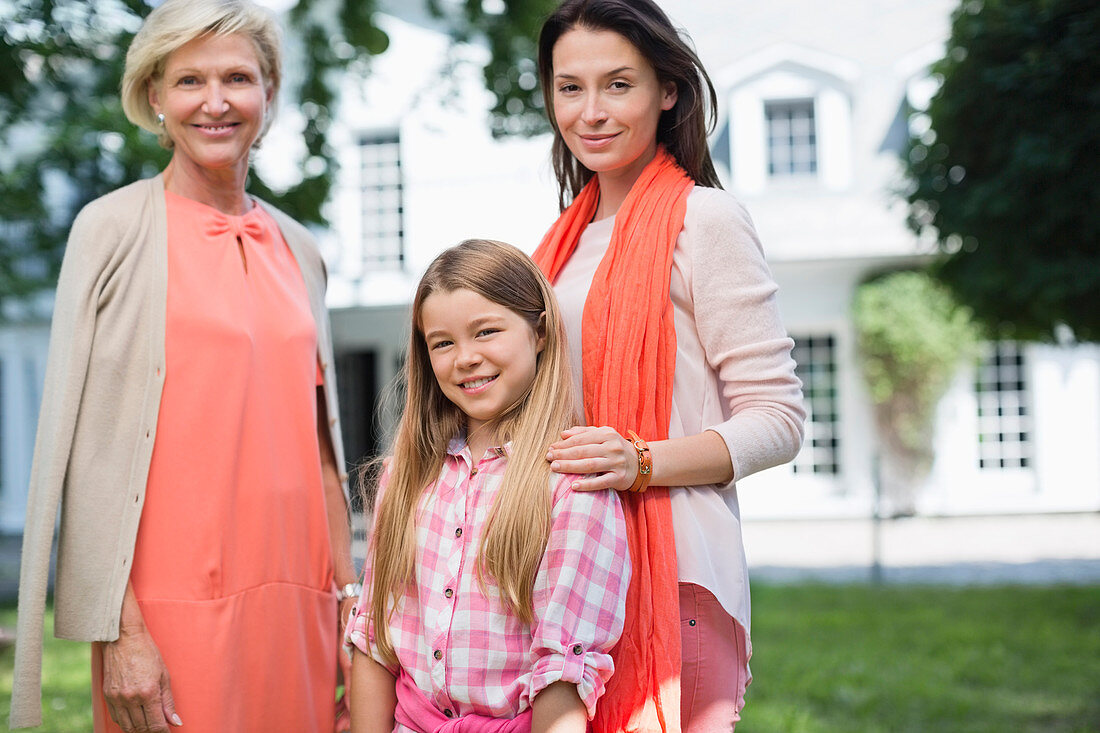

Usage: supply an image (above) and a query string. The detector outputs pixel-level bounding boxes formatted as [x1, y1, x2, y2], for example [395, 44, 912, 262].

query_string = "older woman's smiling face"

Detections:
[148, 32, 271, 177]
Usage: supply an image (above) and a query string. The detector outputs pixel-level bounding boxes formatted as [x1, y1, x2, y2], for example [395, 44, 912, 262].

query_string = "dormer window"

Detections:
[765, 99, 818, 178]
[718, 45, 855, 194]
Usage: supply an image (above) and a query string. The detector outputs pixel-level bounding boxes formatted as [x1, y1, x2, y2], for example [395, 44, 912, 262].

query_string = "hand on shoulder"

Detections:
[546, 425, 638, 493]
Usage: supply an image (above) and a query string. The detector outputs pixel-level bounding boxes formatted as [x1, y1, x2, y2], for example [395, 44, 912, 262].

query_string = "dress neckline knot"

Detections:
[205, 213, 265, 242]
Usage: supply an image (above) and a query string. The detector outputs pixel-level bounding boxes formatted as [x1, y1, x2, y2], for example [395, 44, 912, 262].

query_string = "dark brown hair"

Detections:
[538, 0, 721, 209]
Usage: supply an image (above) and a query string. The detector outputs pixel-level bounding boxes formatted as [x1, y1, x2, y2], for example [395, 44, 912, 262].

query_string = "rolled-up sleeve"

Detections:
[527, 478, 630, 718]
[343, 470, 399, 674]
[343, 550, 402, 677]
[344, 591, 373, 656]
[343, 540, 388, 665]
[689, 189, 806, 482]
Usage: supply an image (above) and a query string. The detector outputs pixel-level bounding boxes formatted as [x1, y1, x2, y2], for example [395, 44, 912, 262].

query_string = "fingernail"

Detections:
[172, 714, 183, 726]
[571, 481, 579, 490]
[546, 451, 553, 460]
[550, 462, 560, 471]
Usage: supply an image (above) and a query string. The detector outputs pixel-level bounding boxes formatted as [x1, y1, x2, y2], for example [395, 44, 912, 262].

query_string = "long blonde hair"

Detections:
[367, 239, 576, 665]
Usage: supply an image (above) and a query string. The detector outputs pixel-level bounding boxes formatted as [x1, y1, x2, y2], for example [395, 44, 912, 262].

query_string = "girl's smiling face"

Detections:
[550, 27, 677, 189]
[421, 288, 546, 451]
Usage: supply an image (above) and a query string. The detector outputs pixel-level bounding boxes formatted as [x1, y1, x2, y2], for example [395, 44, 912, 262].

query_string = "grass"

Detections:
[1, 585, 1098, 732]
[739, 584, 1100, 733]
[0, 603, 92, 731]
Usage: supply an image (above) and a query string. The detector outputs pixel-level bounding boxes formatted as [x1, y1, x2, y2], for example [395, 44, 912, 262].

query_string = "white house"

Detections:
[1, 0, 1097, 533]
[301, 0, 1100, 520]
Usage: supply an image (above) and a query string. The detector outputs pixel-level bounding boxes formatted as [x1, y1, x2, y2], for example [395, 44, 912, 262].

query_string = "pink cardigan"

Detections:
[553, 185, 805, 647]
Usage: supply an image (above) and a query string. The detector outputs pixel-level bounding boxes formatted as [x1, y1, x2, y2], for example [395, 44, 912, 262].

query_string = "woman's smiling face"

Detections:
[550, 27, 677, 187]
[149, 32, 271, 176]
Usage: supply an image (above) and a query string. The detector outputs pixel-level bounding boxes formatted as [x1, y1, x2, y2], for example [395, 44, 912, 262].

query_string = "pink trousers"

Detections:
[679, 583, 750, 733]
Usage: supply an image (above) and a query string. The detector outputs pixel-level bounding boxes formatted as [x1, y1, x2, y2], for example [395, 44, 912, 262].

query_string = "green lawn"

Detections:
[739, 584, 1100, 733]
[2, 584, 1098, 732]
[0, 603, 93, 731]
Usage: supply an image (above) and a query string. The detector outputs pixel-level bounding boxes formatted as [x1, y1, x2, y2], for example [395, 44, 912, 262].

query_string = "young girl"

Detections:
[346, 239, 631, 733]
[533, 1, 806, 731]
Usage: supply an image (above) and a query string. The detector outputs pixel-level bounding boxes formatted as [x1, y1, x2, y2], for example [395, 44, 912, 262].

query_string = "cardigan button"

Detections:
[444, 709, 454, 718]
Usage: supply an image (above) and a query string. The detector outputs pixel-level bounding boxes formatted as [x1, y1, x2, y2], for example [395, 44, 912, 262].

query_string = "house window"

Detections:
[976, 342, 1032, 470]
[765, 99, 817, 177]
[359, 134, 404, 269]
[790, 334, 839, 475]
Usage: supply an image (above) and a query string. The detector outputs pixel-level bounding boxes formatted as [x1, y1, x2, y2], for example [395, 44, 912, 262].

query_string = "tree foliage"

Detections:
[427, 0, 556, 137]
[904, 0, 1100, 342]
[853, 270, 979, 512]
[0, 0, 387, 313]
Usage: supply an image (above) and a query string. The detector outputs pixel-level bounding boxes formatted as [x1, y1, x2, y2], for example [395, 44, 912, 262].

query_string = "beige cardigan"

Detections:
[9, 175, 348, 728]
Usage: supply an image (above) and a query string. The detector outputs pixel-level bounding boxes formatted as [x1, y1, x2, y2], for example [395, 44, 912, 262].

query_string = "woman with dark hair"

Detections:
[533, 1, 806, 730]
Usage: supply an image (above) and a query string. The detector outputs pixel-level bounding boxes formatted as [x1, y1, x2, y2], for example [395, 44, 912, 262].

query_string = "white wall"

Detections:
[316, 4, 1100, 519]
[282, 13, 561, 309]
[925, 343, 1100, 515]
[0, 323, 49, 533]
[739, 258, 880, 519]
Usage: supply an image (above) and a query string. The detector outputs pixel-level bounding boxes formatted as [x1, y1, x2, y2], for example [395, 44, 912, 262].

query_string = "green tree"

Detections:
[427, 0, 556, 137]
[904, 0, 1100, 342]
[853, 270, 980, 515]
[0, 0, 387, 311]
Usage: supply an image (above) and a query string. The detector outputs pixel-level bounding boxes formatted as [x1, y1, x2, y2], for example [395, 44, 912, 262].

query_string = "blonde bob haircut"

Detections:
[365, 239, 578, 666]
[121, 0, 283, 149]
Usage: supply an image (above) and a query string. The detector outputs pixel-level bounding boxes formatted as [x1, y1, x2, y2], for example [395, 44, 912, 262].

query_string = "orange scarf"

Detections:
[533, 147, 692, 732]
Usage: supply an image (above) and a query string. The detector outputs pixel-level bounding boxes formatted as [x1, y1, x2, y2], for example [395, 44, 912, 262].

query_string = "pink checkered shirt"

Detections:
[346, 437, 630, 725]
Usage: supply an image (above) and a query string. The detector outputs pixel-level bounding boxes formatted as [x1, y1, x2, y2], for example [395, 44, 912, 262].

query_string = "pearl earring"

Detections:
[157, 113, 165, 126]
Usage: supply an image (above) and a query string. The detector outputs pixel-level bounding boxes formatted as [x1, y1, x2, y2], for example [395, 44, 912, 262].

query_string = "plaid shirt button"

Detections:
[445, 588, 454, 598]
[346, 442, 630, 719]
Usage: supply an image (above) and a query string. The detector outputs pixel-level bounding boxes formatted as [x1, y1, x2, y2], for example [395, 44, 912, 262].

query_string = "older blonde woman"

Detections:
[9, 1, 357, 731]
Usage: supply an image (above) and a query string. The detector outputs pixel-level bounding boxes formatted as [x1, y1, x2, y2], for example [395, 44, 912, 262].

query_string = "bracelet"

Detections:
[625, 431, 653, 493]
[337, 582, 362, 602]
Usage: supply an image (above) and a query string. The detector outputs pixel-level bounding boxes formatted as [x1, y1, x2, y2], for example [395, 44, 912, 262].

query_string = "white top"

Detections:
[552, 185, 805, 638]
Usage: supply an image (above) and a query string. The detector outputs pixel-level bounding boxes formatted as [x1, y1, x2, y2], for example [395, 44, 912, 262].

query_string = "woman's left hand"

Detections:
[546, 425, 638, 492]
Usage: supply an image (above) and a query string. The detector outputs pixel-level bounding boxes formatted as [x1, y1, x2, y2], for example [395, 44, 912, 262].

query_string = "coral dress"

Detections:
[91, 191, 337, 732]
